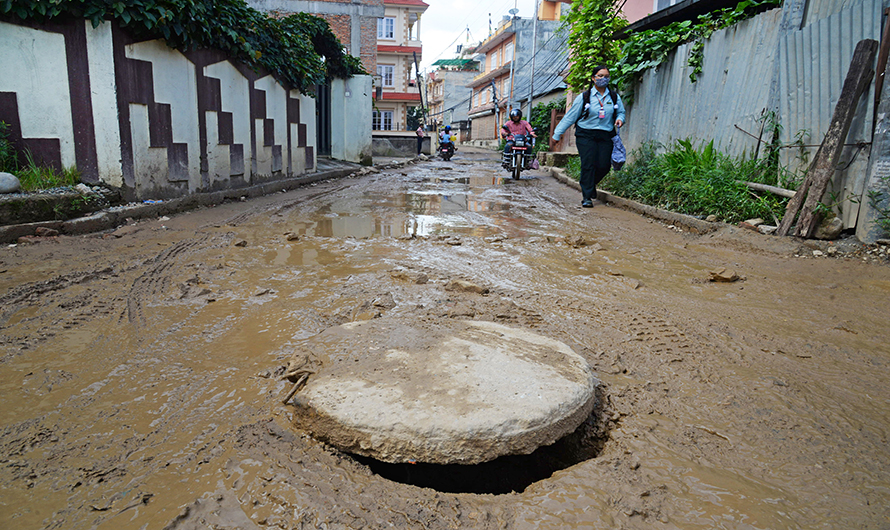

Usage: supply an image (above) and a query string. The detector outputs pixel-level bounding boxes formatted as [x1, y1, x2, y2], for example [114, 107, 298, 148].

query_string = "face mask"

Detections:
[594, 76, 610, 88]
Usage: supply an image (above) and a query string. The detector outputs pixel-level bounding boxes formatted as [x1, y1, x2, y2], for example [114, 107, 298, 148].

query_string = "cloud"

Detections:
[419, 0, 538, 72]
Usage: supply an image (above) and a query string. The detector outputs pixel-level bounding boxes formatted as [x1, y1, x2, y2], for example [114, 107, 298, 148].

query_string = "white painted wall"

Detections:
[126, 40, 201, 190]
[85, 22, 123, 187]
[302, 91, 317, 170]
[3, 19, 358, 200]
[254, 75, 287, 176]
[129, 104, 169, 196]
[0, 22, 75, 167]
[331, 76, 372, 163]
[205, 60, 252, 183]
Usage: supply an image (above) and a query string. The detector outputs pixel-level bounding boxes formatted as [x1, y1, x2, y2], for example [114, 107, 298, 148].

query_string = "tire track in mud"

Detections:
[125, 234, 229, 329]
[210, 184, 353, 228]
[2, 361, 264, 527]
[0, 266, 116, 313]
[163, 419, 506, 530]
[0, 267, 125, 362]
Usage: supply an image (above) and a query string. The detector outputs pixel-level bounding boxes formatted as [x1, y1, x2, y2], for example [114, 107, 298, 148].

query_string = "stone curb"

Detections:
[548, 167, 718, 235]
[0, 162, 418, 244]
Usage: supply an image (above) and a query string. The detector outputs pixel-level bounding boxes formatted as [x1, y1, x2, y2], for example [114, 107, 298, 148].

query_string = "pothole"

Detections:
[349, 387, 612, 495]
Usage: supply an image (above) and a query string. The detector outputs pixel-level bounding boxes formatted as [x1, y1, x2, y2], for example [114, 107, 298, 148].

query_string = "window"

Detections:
[373, 110, 394, 130]
[492, 49, 500, 70]
[504, 42, 514, 64]
[377, 17, 394, 39]
[377, 65, 394, 87]
[654, 0, 680, 11]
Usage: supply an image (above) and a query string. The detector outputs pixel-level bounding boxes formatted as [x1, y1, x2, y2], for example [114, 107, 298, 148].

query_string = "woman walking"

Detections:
[551, 66, 625, 208]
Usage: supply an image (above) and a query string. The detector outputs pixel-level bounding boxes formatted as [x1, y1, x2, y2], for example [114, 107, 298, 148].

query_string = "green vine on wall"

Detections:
[562, 0, 626, 92]
[564, 0, 782, 94]
[0, 0, 365, 94]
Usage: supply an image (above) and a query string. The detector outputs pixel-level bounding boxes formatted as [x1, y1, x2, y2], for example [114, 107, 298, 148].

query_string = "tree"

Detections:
[407, 106, 426, 131]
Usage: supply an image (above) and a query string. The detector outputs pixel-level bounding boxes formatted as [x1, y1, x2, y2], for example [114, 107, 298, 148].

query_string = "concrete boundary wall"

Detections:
[0, 18, 369, 202]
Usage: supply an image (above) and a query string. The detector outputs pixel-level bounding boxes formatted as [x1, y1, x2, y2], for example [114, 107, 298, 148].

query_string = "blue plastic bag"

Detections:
[611, 128, 626, 171]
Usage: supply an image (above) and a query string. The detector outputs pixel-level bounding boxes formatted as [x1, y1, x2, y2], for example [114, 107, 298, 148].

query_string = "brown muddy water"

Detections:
[1, 147, 889, 529]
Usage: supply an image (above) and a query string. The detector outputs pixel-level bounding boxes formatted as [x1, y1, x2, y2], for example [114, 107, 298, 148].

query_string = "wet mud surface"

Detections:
[1, 147, 889, 529]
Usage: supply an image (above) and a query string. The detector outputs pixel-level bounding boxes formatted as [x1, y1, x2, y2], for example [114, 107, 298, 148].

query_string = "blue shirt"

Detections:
[552, 88, 626, 141]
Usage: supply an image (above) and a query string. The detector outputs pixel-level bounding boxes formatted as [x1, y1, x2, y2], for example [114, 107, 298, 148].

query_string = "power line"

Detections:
[423, 0, 513, 67]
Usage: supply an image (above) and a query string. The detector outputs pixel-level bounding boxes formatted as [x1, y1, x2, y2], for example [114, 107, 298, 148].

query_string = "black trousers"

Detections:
[575, 128, 614, 201]
[417, 136, 423, 154]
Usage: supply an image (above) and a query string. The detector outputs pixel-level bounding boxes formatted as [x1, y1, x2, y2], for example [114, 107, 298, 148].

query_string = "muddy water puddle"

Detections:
[281, 170, 541, 239]
[1, 149, 890, 528]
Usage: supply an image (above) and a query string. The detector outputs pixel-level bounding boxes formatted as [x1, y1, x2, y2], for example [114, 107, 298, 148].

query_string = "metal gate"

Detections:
[316, 83, 332, 157]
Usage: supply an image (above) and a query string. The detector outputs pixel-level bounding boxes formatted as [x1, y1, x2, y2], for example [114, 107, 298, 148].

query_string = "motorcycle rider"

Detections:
[501, 109, 536, 168]
[439, 125, 455, 158]
[440, 125, 455, 145]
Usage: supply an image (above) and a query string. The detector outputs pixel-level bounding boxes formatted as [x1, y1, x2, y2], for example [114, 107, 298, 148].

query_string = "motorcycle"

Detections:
[439, 142, 454, 161]
[503, 133, 535, 180]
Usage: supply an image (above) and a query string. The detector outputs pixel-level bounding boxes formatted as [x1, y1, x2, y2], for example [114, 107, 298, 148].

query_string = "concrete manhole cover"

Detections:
[287, 319, 599, 465]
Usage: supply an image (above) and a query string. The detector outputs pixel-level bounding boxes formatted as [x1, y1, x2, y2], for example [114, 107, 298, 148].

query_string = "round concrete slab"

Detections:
[290, 320, 599, 465]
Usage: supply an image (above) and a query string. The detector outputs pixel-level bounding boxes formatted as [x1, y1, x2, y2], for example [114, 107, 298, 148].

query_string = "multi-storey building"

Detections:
[466, 1, 569, 142]
[248, 0, 382, 159]
[373, 0, 428, 133]
[426, 58, 479, 140]
[249, 0, 384, 76]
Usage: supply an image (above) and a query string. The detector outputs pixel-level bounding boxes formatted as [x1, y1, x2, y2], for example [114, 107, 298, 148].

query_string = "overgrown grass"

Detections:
[0, 124, 81, 190]
[567, 139, 790, 224]
[15, 152, 81, 191]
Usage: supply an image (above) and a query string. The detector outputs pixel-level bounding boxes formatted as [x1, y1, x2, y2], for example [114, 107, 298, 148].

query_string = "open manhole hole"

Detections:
[283, 319, 605, 494]
[351, 387, 609, 494]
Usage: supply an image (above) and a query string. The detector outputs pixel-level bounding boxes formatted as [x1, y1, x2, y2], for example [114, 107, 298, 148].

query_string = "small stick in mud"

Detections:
[694, 424, 731, 443]
[281, 371, 312, 405]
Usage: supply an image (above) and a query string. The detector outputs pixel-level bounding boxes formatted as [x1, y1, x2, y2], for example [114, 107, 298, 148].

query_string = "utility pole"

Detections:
[413, 51, 427, 129]
[526, 0, 539, 116]
[490, 80, 499, 139]
[507, 8, 518, 109]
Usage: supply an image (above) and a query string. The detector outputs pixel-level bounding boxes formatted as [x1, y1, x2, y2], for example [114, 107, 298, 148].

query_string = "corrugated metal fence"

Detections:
[624, 0, 886, 229]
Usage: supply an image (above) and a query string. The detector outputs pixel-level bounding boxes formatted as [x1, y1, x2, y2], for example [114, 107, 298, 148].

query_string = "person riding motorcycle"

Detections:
[501, 109, 536, 168]
[439, 125, 455, 146]
[438, 125, 455, 159]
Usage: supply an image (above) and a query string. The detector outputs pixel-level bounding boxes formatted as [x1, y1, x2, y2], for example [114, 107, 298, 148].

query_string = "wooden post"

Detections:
[777, 39, 879, 237]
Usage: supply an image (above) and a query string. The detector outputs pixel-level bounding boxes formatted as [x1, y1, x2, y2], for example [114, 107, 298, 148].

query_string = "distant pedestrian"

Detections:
[552, 65, 626, 208]
[416, 124, 425, 155]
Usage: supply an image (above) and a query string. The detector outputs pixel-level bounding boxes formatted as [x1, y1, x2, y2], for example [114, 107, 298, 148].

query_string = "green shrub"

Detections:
[565, 155, 581, 180]
[0, 121, 16, 172]
[599, 139, 788, 223]
[529, 98, 565, 154]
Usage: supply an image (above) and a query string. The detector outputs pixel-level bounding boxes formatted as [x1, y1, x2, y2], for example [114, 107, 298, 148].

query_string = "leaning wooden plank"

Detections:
[777, 39, 879, 237]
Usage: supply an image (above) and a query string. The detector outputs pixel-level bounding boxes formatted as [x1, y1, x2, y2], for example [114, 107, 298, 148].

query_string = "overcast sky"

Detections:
[419, 0, 540, 73]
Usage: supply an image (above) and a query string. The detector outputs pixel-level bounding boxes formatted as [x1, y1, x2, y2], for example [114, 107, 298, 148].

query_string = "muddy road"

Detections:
[1, 147, 889, 529]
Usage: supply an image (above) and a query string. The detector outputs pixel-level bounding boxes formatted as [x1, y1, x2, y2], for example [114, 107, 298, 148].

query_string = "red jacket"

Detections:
[501, 119, 534, 139]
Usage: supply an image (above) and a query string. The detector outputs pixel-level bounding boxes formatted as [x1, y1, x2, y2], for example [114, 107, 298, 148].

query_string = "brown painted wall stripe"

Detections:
[60, 20, 99, 182]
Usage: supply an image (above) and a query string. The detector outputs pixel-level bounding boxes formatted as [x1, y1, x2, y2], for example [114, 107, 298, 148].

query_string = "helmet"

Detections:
[444, 125, 451, 132]
[510, 109, 522, 121]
